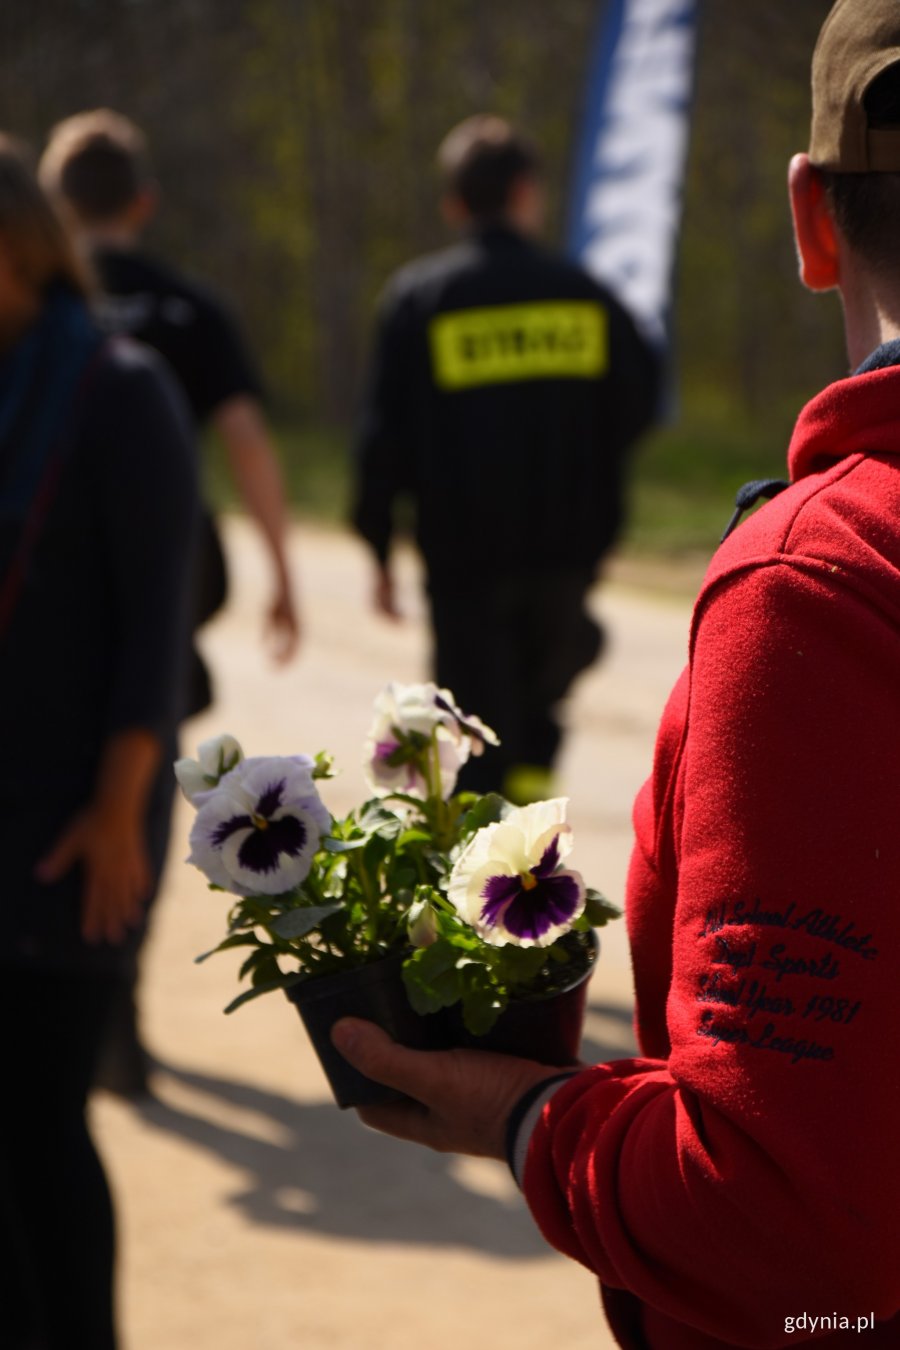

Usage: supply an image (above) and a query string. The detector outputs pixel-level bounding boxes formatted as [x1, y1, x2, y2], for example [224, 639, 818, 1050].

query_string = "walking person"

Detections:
[334, 5, 900, 1344]
[40, 108, 302, 1091]
[0, 138, 197, 1349]
[352, 115, 659, 801]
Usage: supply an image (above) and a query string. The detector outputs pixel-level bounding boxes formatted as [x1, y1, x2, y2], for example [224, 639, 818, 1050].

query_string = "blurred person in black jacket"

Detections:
[353, 116, 659, 800]
[40, 109, 301, 1093]
[40, 109, 301, 700]
[0, 137, 197, 1350]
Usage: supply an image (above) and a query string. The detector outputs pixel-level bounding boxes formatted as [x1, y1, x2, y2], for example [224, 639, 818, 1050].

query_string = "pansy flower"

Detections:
[447, 798, 585, 947]
[187, 756, 331, 896]
[433, 692, 499, 757]
[364, 682, 498, 798]
[175, 733, 244, 804]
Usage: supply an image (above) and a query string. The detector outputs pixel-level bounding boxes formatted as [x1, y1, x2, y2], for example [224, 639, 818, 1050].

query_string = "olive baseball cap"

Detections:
[810, 0, 900, 171]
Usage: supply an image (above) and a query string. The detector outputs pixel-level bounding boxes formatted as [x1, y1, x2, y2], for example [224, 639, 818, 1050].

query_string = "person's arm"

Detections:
[36, 729, 161, 944]
[351, 284, 415, 621]
[213, 393, 300, 660]
[334, 562, 900, 1343]
[38, 352, 199, 944]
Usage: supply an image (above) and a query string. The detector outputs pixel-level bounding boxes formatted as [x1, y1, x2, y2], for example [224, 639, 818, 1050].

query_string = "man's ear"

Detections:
[126, 182, 159, 231]
[788, 152, 840, 292]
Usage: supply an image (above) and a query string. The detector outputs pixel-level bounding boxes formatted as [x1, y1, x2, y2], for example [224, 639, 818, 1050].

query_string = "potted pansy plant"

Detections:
[179, 683, 618, 1108]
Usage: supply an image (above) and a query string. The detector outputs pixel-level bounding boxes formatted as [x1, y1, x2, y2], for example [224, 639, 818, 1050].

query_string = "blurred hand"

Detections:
[373, 562, 403, 621]
[266, 579, 301, 663]
[331, 1018, 561, 1158]
[36, 804, 152, 945]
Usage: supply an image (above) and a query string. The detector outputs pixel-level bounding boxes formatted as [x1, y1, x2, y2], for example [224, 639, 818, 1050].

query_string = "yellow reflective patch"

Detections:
[429, 301, 607, 390]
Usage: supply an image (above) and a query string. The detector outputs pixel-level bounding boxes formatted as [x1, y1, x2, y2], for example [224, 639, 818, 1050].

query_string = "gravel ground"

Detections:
[92, 517, 693, 1350]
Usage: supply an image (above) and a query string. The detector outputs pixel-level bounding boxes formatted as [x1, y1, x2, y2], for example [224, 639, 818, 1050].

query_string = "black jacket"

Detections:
[353, 226, 659, 580]
[0, 339, 198, 972]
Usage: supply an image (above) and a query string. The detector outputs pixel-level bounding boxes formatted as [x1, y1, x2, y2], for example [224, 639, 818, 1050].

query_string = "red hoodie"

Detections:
[522, 365, 900, 1348]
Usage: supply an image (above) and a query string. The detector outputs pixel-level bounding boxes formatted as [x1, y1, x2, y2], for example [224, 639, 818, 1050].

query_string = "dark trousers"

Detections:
[429, 566, 603, 794]
[0, 968, 119, 1350]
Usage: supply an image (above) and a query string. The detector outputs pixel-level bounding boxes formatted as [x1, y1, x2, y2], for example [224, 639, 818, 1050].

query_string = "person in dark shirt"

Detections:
[39, 109, 303, 1093]
[0, 137, 198, 1350]
[40, 108, 301, 702]
[353, 116, 659, 799]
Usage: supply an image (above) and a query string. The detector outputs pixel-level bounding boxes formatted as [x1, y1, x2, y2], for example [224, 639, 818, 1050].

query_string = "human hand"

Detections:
[35, 804, 152, 945]
[266, 581, 301, 663]
[331, 1018, 563, 1158]
[373, 563, 402, 622]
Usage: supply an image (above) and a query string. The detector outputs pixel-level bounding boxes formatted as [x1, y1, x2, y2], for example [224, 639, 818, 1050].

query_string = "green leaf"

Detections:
[385, 865, 416, 893]
[239, 946, 275, 981]
[494, 944, 548, 985]
[268, 902, 343, 940]
[402, 940, 464, 1014]
[312, 751, 336, 779]
[584, 890, 622, 927]
[362, 830, 394, 875]
[459, 964, 505, 1035]
[460, 994, 503, 1036]
[358, 801, 406, 837]
[322, 836, 365, 854]
[251, 951, 283, 986]
[459, 792, 507, 840]
[194, 932, 261, 964]
[396, 828, 431, 848]
[223, 972, 304, 1014]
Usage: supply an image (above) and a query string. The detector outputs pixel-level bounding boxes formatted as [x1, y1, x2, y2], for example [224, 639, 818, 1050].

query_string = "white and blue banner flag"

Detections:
[567, 0, 699, 348]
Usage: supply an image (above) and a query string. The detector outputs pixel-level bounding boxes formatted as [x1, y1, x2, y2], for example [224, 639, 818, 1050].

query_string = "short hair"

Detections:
[39, 109, 151, 223]
[821, 63, 900, 270]
[0, 134, 89, 296]
[437, 115, 539, 220]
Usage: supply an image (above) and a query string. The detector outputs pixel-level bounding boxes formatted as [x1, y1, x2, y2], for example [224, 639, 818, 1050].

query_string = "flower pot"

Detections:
[285, 951, 435, 1109]
[441, 930, 599, 1065]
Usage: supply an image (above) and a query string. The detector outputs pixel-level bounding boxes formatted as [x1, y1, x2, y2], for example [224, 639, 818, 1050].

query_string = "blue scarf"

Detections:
[0, 285, 104, 520]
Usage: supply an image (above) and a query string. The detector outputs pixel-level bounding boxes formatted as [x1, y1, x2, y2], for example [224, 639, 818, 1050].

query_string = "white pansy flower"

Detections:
[187, 755, 331, 896]
[175, 733, 244, 804]
[447, 798, 585, 947]
[363, 682, 498, 798]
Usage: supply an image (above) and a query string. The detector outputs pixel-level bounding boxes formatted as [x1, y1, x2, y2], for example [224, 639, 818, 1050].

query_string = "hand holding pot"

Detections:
[331, 1017, 567, 1158]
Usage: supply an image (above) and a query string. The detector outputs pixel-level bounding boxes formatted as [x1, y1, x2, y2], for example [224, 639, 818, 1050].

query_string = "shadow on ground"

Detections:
[127, 1002, 636, 1258]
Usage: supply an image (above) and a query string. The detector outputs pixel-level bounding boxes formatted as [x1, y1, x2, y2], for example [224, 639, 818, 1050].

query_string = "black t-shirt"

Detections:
[92, 247, 262, 427]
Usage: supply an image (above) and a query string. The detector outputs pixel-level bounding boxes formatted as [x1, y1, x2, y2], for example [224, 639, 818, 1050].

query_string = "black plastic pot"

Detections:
[285, 952, 436, 1109]
[287, 930, 599, 1107]
[440, 930, 599, 1065]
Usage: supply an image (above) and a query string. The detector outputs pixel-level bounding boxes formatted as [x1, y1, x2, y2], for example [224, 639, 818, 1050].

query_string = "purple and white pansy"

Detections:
[447, 798, 585, 947]
[187, 755, 331, 896]
[364, 681, 498, 799]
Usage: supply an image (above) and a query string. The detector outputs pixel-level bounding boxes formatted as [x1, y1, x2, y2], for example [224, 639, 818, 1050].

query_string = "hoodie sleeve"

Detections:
[521, 560, 900, 1347]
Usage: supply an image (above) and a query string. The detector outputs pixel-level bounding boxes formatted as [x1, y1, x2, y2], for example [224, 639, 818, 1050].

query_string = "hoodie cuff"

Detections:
[505, 1072, 581, 1188]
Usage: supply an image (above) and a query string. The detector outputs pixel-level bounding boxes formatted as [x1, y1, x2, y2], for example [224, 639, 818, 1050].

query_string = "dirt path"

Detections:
[93, 518, 693, 1350]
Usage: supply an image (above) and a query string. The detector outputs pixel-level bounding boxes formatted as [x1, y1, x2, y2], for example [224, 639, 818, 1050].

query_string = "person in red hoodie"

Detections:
[331, 2, 900, 1345]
